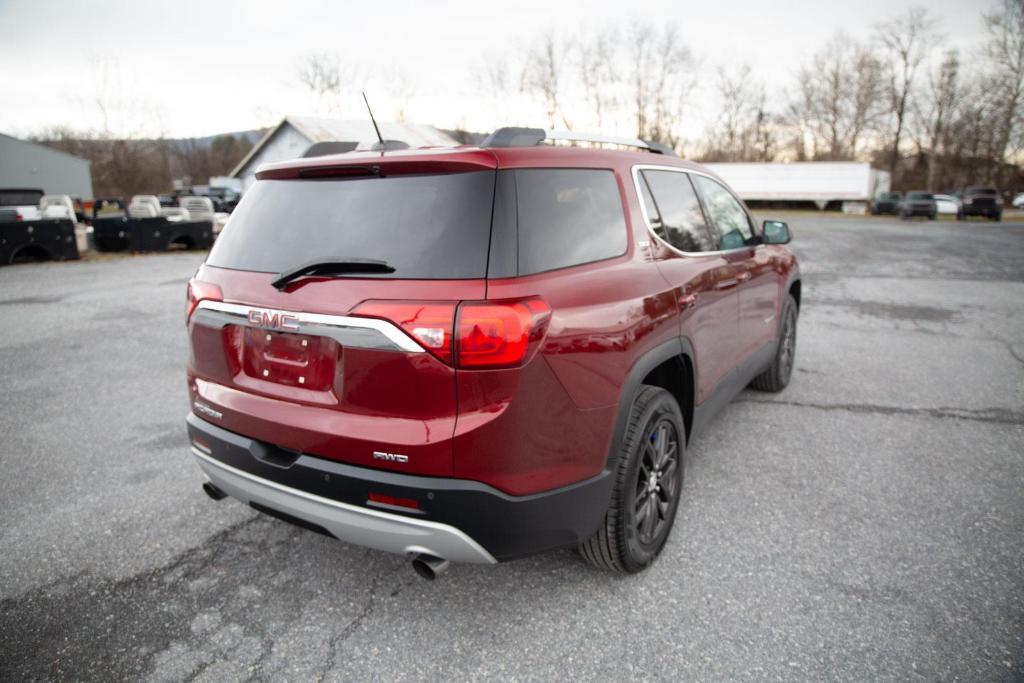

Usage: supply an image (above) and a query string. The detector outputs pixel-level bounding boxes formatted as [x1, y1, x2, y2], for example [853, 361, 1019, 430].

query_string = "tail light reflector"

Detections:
[367, 492, 420, 510]
[186, 279, 223, 322]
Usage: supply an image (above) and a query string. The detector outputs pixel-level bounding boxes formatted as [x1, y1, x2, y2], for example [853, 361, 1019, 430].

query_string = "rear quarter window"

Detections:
[512, 168, 628, 275]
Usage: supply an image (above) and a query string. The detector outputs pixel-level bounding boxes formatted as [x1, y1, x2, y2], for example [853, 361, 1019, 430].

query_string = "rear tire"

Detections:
[750, 294, 798, 392]
[579, 386, 685, 574]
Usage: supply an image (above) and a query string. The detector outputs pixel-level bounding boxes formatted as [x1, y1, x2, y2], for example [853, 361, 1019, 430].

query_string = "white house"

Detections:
[230, 116, 459, 191]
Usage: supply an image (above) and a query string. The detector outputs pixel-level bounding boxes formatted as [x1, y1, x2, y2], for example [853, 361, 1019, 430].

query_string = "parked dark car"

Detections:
[872, 191, 902, 215]
[958, 186, 1002, 221]
[185, 127, 801, 578]
[900, 191, 938, 220]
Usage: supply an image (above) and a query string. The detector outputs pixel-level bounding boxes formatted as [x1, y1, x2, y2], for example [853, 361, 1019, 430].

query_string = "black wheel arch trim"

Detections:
[605, 337, 695, 470]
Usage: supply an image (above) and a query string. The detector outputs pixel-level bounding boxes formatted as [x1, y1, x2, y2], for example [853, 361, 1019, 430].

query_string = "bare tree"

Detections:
[917, 50, 962, 189]
[472, 54, 518, 126]
[521, 32, 572, 128]
[981, 0, 1024, 181]
[627, 21, 696, 149]
[789, 34, 885, 160]
[295, 52, 354, 115]
[576, 27, 619, 129]
[876, 6, 938, 175]
[702, 64, 775, 161]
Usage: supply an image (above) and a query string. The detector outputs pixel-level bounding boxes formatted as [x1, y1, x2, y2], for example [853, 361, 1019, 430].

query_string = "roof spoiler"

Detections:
[480, 127, 677, 156]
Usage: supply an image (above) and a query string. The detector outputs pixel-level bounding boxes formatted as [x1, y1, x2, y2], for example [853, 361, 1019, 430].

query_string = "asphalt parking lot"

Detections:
[1, 214, 1022, 681]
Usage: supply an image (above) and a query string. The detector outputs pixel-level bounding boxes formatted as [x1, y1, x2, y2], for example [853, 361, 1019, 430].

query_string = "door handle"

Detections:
[715, 279, 739, 291]
[679, 293, 698, 309]
[737, 271, 751, 283]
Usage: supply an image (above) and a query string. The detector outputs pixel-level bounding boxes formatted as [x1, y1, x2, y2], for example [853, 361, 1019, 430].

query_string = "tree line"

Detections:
[32, 0, 1024, 196]
[487, 1, 1024, 191]
[35, 127, 254, 199]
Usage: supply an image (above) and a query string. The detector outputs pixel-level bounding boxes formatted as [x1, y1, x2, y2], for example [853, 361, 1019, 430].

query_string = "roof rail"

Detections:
[480, 127, 677, 156]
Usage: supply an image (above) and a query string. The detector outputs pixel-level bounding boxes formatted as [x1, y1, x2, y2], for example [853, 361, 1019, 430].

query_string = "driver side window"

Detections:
[692, 175, 754, 250]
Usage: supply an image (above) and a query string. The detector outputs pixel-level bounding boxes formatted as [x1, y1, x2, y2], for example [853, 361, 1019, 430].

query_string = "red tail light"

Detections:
[352, 298, 550, 369]
[351, 301, 456, 363]
[456, 299, 551, 368]
[186, 279, 223, 322]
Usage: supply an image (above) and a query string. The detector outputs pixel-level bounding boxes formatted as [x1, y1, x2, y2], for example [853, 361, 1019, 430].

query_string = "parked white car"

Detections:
[1012, 192, 1024, 209]
[933, 194, 961, 215]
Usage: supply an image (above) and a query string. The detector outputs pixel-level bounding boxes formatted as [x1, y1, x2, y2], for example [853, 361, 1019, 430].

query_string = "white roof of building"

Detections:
[231, 116, 458, 177]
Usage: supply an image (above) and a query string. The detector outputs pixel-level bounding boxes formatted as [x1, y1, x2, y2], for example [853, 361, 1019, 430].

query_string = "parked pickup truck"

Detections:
[958, 187, 1002, 221]
[0, 188, 44, 222]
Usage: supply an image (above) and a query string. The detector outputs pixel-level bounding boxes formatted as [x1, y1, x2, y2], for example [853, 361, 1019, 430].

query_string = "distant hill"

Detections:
[160, 128, 268, 151]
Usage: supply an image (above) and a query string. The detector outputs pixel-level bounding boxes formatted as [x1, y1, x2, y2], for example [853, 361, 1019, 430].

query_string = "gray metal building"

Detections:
[0, 133, 93, 199]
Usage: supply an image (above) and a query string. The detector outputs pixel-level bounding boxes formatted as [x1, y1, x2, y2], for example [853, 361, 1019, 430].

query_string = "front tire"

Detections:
[579, 386, 685, 573]
[750, 294, 798, 392]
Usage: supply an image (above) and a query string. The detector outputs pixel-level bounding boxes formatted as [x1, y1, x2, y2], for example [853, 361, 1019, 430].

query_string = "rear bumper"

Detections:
[193, 447, 496, 563]
[186, 413, 612, 562]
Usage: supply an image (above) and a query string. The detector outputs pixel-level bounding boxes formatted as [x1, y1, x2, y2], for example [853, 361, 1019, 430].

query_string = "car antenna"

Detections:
[362, 91, 385, 151]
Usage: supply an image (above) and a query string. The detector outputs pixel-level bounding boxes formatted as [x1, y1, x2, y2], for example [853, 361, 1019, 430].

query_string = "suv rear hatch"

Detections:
[186, 152, 498, 477]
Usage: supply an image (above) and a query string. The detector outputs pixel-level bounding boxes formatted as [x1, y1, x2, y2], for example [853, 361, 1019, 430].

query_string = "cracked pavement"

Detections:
[1, 214, 1022, 680]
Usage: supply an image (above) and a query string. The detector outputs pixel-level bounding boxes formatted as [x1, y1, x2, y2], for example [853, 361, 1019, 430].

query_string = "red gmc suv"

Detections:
[185, 128, 800, 578]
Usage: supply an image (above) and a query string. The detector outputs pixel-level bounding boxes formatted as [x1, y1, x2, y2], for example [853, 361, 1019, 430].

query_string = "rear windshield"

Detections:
[880, 192, 901, 200]
[207, 171, 496, 278]
[965, 187, 997, 195]
[907, 192, 933, 200]
[0, 190, 44, 206]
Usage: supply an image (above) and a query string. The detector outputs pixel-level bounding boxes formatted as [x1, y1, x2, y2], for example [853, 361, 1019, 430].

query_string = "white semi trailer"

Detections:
[702, 162, 891, 213]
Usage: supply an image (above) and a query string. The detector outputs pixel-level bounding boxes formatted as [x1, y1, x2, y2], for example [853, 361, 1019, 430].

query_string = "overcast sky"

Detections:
[0, 0, 991, 141]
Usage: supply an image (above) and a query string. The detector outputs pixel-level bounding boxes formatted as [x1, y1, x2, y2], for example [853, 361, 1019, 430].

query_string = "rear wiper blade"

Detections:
[271, 257, 396, 290]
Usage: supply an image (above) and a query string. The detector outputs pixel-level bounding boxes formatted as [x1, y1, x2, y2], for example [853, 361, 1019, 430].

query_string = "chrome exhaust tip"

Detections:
[410, 553, 450, 580]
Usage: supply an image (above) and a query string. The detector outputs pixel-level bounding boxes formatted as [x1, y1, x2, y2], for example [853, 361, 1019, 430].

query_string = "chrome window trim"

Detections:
[193, 299, 424, 353]
[630, 164, 759, 258]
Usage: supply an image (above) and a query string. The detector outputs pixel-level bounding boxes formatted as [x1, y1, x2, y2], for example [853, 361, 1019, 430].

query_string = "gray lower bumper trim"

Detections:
[192, 448, 496, 564]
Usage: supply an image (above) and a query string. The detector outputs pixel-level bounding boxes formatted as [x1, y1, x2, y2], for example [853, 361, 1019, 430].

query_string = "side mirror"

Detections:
[762, 220, 791, 245]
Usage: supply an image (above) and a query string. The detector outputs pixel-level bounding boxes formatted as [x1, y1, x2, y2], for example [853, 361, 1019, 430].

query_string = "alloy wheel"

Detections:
[634, 419, 680, 546]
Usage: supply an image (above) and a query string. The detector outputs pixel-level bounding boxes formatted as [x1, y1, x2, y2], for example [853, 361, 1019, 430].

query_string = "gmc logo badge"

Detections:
[248, 310, 300, 330]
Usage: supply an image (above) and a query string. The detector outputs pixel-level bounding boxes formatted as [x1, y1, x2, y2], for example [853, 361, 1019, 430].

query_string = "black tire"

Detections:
[750, 294, 798, 392]
[994, 213, 1002, 222]
[928, 212, 937, 221]
[957, 211, 965, 221]
[579, 386, 685, 574]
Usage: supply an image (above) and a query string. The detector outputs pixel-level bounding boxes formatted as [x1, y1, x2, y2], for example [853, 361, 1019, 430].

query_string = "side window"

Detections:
[515, 169, 628, 275]
[641, 170, 716, 253]
[691, 175, 754, 250]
